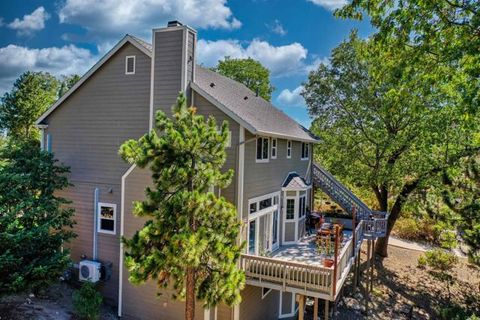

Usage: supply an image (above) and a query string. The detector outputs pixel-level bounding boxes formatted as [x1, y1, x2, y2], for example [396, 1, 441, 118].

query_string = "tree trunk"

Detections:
[185, 267, 195, 320]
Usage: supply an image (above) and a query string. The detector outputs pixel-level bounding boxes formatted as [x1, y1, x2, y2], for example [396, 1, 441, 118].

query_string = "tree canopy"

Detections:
[0, 139, 75, 295]
[119, 93, 244, 320]
[0, 71, 81, 141]
[213, 57, 275, 101]
[0, 72, 59, 140]
[303, 32, 479, 256]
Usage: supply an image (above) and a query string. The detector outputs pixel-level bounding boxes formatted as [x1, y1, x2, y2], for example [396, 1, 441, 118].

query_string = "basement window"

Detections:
[125, 56, 135, 74]
[98, 203, 116, 234]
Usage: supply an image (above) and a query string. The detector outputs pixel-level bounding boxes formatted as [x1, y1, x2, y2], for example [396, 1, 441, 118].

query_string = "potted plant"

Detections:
[317, 239, 335, 267]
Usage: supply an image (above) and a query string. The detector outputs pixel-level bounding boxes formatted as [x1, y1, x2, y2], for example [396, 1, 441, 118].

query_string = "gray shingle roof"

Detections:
[131, 35, 318, 142]
[194, 66, 318, 142]
[282, 173, 310, 190]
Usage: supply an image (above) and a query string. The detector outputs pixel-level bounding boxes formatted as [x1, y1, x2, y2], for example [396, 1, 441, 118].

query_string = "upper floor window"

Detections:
[287, 140, 292, 159]
[271, 138, 277, 159]
[97, 203, 116, 234]
[301, 142, 309, 160]
[256, 137, 269, 163]
[125, 56, 136, 74]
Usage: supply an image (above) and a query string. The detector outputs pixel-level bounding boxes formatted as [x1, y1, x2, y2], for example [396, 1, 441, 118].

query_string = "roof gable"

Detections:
[36, 35, 152, 125]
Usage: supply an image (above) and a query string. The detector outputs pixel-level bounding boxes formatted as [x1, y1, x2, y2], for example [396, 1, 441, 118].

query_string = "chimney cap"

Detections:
[167, 20, 183, 27]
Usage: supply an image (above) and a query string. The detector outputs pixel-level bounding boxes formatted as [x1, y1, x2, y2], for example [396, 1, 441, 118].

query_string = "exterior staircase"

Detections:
[312, 162, 388, 238]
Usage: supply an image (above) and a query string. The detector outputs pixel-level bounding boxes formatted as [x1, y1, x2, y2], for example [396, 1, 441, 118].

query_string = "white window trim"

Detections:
[301, 142, 309, 161]
[278, 291, 299, 318]
[247, 191, 280, 255]
[97, 202, 117, 235]
[262, 287, 272, 299]
[125, 55, 136, 75]
[287, 140, 292, 159]
[271, 138, 277, 159]
[256, 137, 269, 163]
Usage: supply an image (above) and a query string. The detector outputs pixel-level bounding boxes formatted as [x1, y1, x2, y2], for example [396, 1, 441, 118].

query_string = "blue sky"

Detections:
[0, 0, 372, 127]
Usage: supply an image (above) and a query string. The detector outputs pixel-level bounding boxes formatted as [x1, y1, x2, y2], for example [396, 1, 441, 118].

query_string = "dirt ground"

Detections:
[0, 282, 117, 320]
[325, 245, 480, 320]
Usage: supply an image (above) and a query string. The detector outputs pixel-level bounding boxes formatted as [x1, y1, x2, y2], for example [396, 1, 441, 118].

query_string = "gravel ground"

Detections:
[0, 282, 117, 320]
[330, 245, 480, 319]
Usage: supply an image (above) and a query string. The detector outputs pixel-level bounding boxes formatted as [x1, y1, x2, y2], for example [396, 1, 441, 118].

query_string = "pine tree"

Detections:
[119, 93, 245, 320]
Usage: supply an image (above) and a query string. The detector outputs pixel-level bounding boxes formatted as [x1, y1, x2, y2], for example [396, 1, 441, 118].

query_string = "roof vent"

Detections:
[167, 20, 183, 27]
[244, 96, 248, 100]
[210, 82, 215, 88]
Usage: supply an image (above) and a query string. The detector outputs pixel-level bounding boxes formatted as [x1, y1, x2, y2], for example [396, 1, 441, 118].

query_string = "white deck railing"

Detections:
[240, 254, 334, 296]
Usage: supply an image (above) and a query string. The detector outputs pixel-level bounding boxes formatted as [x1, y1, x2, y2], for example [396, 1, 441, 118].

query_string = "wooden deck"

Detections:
[240, 218, 386, 301]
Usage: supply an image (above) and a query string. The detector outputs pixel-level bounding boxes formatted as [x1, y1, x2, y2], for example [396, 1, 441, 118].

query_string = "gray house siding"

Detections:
[239, 286, 279, 320]
[122, 167, 207, 320]
[153, 28, 184, 117]
[42, 42, 151, 302]
[243, 132, 311, 246]
[193, 92, 239, 204]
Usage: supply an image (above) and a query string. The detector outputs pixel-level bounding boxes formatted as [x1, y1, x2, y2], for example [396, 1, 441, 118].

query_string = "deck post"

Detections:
[313, 297, 319, 320]
[332, 225, 340, 296]
[370, 239, 375, 292]
[365, 239, 371, 317]
[324, 300, 329, 320]
[297, 294, 305, 320]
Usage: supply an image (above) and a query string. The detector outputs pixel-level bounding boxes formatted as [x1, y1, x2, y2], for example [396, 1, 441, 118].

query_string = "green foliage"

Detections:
[420, 249, 458, 299]
[303, 29, 479, 256]
[72, 282, 103, 320]
[213, 57, 275, 101]
[438, 303, 479, 320]
[0, 72, 59, 140]
[417, 255, 427, 269]
[393, 217, 420, 241]
[0, 139, 75, 295]
[58, 74, 81, 97]
[119, 93, 245, 312]
[441, 157, 480, 263]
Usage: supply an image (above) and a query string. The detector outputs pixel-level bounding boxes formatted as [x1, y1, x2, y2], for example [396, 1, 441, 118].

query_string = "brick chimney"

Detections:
[149, 21, 197, 129]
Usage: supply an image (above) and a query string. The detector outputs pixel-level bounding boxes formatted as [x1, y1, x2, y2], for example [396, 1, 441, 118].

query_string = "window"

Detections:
[301, 142, 309, 160]
[272, 210, 279, 247]
[287, 140, 292, 159]
[259, 198, 272, 210]
[97, 203, 116, 234]
[46, 133, 52, 153]
[256, 137, 269, 162]
[271, 138, 277, 159]
[248, 220, 257, 254]
[299, 196, 306, 218]
[249, 202, 257, 214]
[125, 56, 135, 74]
[262, 287, 272, 299]
[286, 199, 295, 220]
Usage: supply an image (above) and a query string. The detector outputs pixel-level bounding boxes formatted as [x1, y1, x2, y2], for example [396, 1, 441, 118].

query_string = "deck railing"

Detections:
[240, 254, 334, 296]
[363, 218, 388, 238]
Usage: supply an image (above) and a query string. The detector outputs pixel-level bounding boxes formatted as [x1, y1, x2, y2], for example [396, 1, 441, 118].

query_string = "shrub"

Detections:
[420, 249, 458, 298]
[438, 304, 479, 320]
[72, 282, 102, 320]
[417, 255, 427, 268]
[393, 217, 420, 240]
[439, 229, 458, 250]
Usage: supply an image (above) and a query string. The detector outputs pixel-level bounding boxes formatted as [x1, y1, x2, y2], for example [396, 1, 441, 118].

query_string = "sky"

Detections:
[0, 0, 373, 128]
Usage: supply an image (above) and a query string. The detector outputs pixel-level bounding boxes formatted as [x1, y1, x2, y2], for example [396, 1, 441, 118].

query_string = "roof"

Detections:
[36, 34, 319, 143]
[282, 172, 310, 190]
[192, 67, 318, 142]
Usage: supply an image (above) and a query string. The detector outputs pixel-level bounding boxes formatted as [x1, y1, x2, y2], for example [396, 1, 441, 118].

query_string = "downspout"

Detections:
[93, 188, 100, 260]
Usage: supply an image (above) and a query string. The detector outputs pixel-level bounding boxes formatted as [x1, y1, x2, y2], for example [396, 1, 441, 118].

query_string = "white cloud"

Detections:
[0, 44, 97, 95]
[58, 0, 241, 41]
[0, 18, 4, 27]
[8, 7, 50, 35]
[277, 86, 305, 107]
[307, 0, 348, 10]
[266, 20, 287, 36]
[197, 38, 310, 77]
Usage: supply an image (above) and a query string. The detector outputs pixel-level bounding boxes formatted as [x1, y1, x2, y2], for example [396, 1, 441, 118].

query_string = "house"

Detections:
[36, 21, 387, 320]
